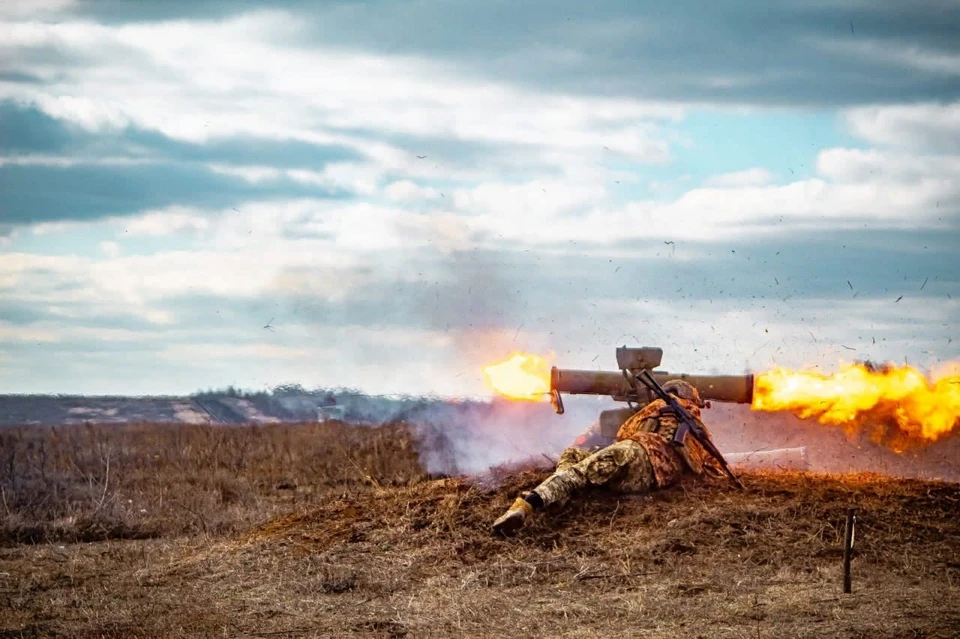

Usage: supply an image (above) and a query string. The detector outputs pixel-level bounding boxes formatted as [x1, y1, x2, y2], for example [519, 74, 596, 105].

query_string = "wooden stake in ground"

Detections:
[843, 508, 857, 594]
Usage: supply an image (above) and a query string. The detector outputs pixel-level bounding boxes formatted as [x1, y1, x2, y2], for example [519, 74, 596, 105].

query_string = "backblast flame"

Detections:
[752, 361, 960, 451]
[482, 352, 551, 401]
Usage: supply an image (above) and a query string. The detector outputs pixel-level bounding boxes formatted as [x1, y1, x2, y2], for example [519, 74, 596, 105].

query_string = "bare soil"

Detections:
[1, 422, 958, 638]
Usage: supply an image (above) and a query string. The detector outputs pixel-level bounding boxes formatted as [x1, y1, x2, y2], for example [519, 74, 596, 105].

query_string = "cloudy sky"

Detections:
[1, 0, 958, 397]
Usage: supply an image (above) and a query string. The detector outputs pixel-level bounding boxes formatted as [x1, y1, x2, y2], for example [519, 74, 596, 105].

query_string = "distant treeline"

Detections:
[190, 383, 482, 402]
[190, 383, 504, 425]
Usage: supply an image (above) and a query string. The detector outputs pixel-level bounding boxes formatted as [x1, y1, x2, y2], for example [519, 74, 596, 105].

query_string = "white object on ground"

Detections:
[725, 446, 809, 471]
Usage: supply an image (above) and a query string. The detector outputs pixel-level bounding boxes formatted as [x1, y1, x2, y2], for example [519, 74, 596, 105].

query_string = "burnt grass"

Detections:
[1, 422, 959, 638]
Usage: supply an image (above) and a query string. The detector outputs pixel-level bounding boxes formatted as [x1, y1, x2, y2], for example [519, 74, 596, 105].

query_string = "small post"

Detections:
[843, 508, 856, 594]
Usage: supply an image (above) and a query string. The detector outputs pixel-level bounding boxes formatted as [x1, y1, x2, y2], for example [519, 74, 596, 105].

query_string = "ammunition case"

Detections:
[599, 408, 638, 438]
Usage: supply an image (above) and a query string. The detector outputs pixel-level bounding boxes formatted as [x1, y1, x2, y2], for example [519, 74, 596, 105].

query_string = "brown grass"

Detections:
[1, 422, 959, 638]
[0, 421, 426, 545]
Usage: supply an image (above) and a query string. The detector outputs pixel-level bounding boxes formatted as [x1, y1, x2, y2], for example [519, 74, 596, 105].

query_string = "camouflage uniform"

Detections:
[493, 380, 721, 534]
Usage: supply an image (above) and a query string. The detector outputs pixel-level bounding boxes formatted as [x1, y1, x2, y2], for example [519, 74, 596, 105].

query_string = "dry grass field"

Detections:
[1, 421, 959, 638]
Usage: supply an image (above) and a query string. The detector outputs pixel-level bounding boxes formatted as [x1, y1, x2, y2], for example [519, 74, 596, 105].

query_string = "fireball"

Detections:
[482, 352, 551, 401]
[752, 361, 960, 450]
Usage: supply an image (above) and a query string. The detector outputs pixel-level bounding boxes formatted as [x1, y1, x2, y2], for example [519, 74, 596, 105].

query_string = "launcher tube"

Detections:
[550, 368, 755, 404]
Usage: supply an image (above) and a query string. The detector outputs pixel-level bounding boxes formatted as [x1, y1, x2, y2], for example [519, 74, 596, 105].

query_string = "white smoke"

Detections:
[402, 396, 613, 475]
[268, 385, 614, 475]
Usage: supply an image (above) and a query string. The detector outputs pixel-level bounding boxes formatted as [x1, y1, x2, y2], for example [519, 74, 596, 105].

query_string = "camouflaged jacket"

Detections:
[615, 398, 723, 477]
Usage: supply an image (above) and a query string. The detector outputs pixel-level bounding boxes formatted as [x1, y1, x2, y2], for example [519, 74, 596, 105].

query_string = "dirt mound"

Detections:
[241, 469, 960, 568]
[184, 468, 959, 637]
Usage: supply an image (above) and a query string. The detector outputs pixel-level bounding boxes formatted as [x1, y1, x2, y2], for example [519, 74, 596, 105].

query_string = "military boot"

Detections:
[492, 492, 542, 535]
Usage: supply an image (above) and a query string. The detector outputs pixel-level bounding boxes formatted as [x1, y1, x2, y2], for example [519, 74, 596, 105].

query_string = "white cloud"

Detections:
[384, 180, 442, 203]
[151, 324, 466, 396]
[192, 199, 476, 255]
[123, 208, 212, 236]
[209, 162, 382, 196]
[0, 208, 459, 324]
[0, 250, 260, 322]
[158, 342, 334, 363]
[98, 241, 120, 258]
[451, 179, 608, 220]
[21, 208, 212, 239]
[448, 149, 958, 245]
[391, 212, 475, 254]
[30, 220, 87, 236]
[0, 10, 680, 185]
[2, 323, 168, 344]
[6, 11, 956, 250]
[5, 127, 954, 336]
[816, 147, 960, 182]
[705, 168, 775, 188]
[0, 154, 154, 167]
[28, 94, 132, 131]
[844, 102, 960, 152]
[86, 251, 292, 302]
[2, 101, 955, 337]
[0, 321, 61, 343]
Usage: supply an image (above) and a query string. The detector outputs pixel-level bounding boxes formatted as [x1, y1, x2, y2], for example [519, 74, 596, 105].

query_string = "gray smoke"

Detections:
[402, 396, 612, 475]
[267, 384, 612, 475]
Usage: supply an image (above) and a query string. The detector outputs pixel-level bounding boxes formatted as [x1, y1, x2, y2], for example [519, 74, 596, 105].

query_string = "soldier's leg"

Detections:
[492, 440, 650, 535]
[556, 446, 591, 471]
[491, 447, 589, 535]
[587, 438, 659, 494]
[539, 439, 657, 503]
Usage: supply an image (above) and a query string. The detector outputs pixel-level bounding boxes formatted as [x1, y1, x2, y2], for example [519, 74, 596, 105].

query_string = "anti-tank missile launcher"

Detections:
[548, 346, 754, 441]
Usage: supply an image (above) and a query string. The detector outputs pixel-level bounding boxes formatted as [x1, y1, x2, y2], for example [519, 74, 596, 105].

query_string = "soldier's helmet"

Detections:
[662, 379, 703, 407]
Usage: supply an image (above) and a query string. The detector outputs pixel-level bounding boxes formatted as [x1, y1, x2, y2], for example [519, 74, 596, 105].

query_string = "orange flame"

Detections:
[482, 352, 551, 401]
[752, 361, 960, 450]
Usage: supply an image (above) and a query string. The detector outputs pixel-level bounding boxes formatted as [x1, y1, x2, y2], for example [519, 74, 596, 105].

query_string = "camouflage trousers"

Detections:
[531, 434, 684, 508]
